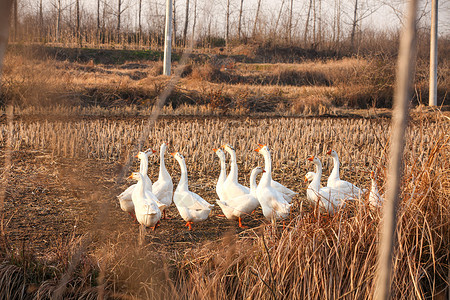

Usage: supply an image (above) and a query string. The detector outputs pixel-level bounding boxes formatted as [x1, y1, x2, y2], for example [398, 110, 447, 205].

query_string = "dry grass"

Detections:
[2, 51, 448, 114]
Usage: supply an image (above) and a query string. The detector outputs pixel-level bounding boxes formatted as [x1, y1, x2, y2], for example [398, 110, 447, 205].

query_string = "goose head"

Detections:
[326, 149, 338, 157]
[304, 171, 316, 183]
[171, 152, 185, 163]
[160, 142, 168, 152]
[221, 144, 235, 154]
[370, 170, 377, 180]
[307, 155, 321, 166]
[255, 144, 270, 156]
[128, 171, 143, 181]
[135, 148, 156, 160]
[251, 166, 266, 176]
[213, 148, 226, 161]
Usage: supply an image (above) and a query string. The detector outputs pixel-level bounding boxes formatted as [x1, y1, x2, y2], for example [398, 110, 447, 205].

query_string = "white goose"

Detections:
[128, 172, 161, 230]
[171, 152, 213, 230]
[307, 155, 347, 214]
[255, 144, 297, 203]
[213, 148, 227, 201]
[256, 161, 291, 221]
[216, 166, 263, 228]
[152, 142, 173, 219]
[369, 171, 384, 207]
[326, 149, 363, 198]
[222, 144, 250, 200]
[118, 148, 157, 217]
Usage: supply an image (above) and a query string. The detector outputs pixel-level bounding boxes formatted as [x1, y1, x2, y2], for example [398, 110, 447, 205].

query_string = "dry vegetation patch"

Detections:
[0, 112, 448, 298]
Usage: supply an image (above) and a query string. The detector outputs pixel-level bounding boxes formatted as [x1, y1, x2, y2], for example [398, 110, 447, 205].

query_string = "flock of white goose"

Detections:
[118, 143, 384, 231]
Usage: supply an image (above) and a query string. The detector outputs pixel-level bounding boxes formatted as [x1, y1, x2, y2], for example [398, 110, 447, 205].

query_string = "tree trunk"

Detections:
[97, 0, 100, 44]
[304, 0, 312, 46]
[39, 0, 43, 40]
[191, 0, 197, 41]
[350, 0, 358, 50]
[274, 0, 284, 37]
[312, 0, 316, 48]
[56, 0, 61, 42]
[117, 0, 121, 43]
[183, 0, 189, 45]
[138, 0, 142, 44]
[252, 0, 261, 38]
[238, 0, 244, 40]
[288, 0, 293, 43]
[172, 0, 176, 47]
[226, 0, 230, 46]
[76, 0, 81, 46]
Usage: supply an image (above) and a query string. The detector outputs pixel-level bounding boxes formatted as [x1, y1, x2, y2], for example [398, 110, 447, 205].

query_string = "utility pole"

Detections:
[163, 0, 172, 75]
[429, 0, 438, 106]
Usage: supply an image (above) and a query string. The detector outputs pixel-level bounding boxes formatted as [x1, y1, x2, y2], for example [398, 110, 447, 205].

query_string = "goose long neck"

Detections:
[228, 151, 238, 180]
[177, 159, 189, 190]
[250, 171, 259, 196]
[139, 155, 149, 176]
[218, 157, 227, 183]
[159, 148, 169, 178]
[261, 151, 272, 183]
[135, 177, 145, 199]
[311, 161, 322, 192]
[330, 155, 340, 179]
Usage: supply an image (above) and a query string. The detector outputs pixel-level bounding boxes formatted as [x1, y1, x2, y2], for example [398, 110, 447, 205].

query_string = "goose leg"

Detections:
[185, 222, 193, 230]
[238, 217, 248, 228]
[151, 221, 160, 231]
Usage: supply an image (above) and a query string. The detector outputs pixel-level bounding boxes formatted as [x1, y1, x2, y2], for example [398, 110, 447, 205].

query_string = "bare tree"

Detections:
[274, 0, 285, 36]
[226, 0, 230, 46]
[350, 0, 358, 50]
[138, 0, 142, 44]
[172, 0, 176, 46]
[252, 0, 261, 38]
[76, 0, 81, 46]
[237, 0, 244, 39]
[304, 0, 312, 46]
[182, 0, 189, 44]
[288, 0, 293, 43]
[191, 0, 197, 40]
[55, 0, 61, 42]
[13, 0, 18, 41]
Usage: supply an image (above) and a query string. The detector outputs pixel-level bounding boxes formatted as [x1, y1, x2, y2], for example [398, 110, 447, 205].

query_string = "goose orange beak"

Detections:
[371, 171, 374, 178]
[255, 148, 260, 152]
[213, 148, 218, 152]
[262, 169, 266, 173]
[134, 154, 139, 158]
[171, 152, 176, 157]
[307, 156, 314, 161]
[326, 149, 332, 155]
[258, 143, 265, 147]
[127, 174, 133, 179]
[152, 149, 157, 153]
[304, 175, 308, 183]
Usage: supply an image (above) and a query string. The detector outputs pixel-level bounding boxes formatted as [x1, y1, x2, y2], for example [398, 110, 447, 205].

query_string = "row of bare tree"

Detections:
[8, 0, 438, 53]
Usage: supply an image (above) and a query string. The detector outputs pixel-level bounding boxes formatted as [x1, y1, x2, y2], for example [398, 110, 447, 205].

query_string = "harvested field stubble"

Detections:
[0, 113, 449, 298]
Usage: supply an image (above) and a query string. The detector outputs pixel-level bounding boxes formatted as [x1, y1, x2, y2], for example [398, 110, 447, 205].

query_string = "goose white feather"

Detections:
[118, 148, 159, 214]
[152, 143, 174, 216]
[326, 149, 363, 198]
[256, 144, 297, 203]
[213, 148, 227, 201]
[172, 152, 212, 230]
[129, 172, 161, 228]
[255, 146, 292, 220]
[307, 155, 350, 214]
[222, 144, 250, 200]
[216, 166, 262, 227]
